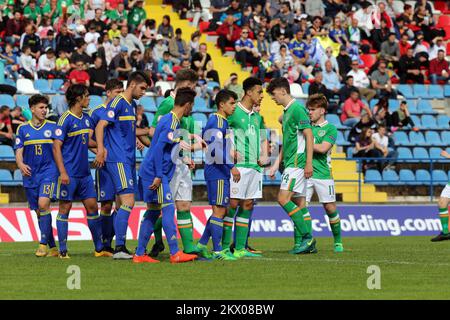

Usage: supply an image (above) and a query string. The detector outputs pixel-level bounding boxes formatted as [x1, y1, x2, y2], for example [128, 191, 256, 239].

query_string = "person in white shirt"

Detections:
[152, 34, 168, 63]
[37, 48, 59, 78]
[19, 46, 37, 80]
[353, 2, 375, 38]
[84, 24, 101, 57]
[429, 37, 447, 60]
[372, 125, 398, 169]
[320, 46, 339, 76]
[347, 59, 376, 101]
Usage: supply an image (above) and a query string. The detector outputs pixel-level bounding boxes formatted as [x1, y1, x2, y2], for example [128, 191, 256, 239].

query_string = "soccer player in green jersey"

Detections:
[431, 149, 450, 242]
[148, 69, 204, 256]
[222, 77, 268, 258]
[267, 77, 316, 254]
[303, 93, 343, 253]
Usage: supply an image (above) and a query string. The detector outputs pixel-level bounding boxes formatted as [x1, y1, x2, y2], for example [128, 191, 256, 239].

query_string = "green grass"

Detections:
[1, 236, 450, 300]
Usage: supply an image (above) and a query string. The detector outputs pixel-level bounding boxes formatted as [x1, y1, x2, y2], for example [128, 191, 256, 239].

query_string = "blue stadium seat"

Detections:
[192, 150, 203, 163]
[437, 115, 449, 129]
[142, 147, 149, 159]
[325, 114, 346, 129]
[364, 169, 383, 185]
[206, 81, 220, 93]
[405, 100, 418, 114]
[413, 147, 429, 161]
[0, 94, 15, 108]
[12, 169, 23, 186]
[88, 95, 103, 108]
[0, 169, 14, 186]
[302, 82, 310, 94]
[193, 168, 204, 185]
[135, 149, 143, 161]
[156, 96, 165, 107]
[421, 115, 438, 129]
[410, 115, 422, 129]
[51, 79, 65, 92]
[369, 99, 378, 110]
[382, 170, 400, 185]
[429, 147, 443, 159]
[194, 97, 208, 112]
[428, 85, 444, 99]
[425, 131, 445, 146]
[417, 100, 437, 114]
[15, 95, 29, 108]
[140, 96, 157, 112]
[397, 147, 413, 162]
[432, 170, 448, 186]
[191, 113, 208, 126]
[409, 131, 427, 146]
[388, 99, 399, 113]
[0, 145, 15, 160]
[144, 112, 154, 125]
[397, 84, 414, 99]
[399, 169, 416, 185]
[445, 85, 450, 97]
[34, 79, 56, 94]
[346, 147, 354, 158]
[343, 130, 350, 140]
[88, 150, 96, 160]
[442, 131, 450, 144]
[4, 78, 16, 87]
[51, 95, 68, 116]
[412, 85, 429, 99]
[336, 131, 350, 146]
[415, 169, 431, 186]
[393, 131, 410, 146]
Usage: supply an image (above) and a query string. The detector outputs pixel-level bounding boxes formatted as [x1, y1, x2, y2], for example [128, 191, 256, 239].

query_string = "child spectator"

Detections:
[157, 51, 175, 80]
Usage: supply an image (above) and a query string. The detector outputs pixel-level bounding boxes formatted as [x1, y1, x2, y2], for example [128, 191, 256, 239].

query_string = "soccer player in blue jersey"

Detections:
[53, 84, 107, 259]
[135, 87, 198, 264]
[88, 79, 124, 253]
[196, 89, 241, 261]
[94, 71, 150, 259]
[14, 94, 58, 257]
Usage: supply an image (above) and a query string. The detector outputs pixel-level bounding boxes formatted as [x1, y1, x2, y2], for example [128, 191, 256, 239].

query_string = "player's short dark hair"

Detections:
[243, 77, 262, 93]
[266, 77, 290, 95]
[105, 78, 124, 92]
[174, 87, 196, 106]
[29, 94, 49, 108]
[215, 89, 238, 109]
[306, 93, 328, 110]
[127, 71, 151, 87]
[66, 84, 88, 107]
[175, 68, 198, 87]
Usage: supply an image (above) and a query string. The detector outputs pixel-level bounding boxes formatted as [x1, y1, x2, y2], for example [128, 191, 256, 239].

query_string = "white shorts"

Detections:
[230, 167, 263, 200]
[306, 178, 336, 203]
[441, 184, 450, 199]
[280, 168, 306, 197]
[169, 163, 192, 201]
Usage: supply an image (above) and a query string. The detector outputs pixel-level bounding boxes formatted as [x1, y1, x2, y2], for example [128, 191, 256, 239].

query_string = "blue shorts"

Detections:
[104, 162, 135, 195]
[207, 179, 230, 207]
[25, 179, 56, 211]
[138, 176, 173, 205]
[94, 168, 115, 202]
[56, 175, 97, 201]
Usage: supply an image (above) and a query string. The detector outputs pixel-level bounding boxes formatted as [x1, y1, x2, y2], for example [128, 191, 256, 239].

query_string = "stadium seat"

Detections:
[15, 95, 29, 108]
[409, 131, 428, 146]
[191, 113, 208, 126]
[336, 131, 350, 146]
[445, 85, 450, 97]
[369, 99, 378, 110]
[382, 170, 400, 185]
[397, 85, 414, 99]
[410, 115, 422, 129]
[140, 96, 157, 112]
[135, 149, 143, 161]
[417, 100, 437, 115]
[290, 83, 307, 99]
[429, 147, 444, 159]
[34, 79, 56, 94]
[4, 78, 16, 87]
[421, 115, 438, 129]
[412, 85, 429, 99]
[397, 147, 413, 162]
[12, 169, 22, 186]
[442, 131, 450, 143]
[302, 82, 310, 94]
[412, 147, 429, 161]
[0, 94, 15, 108]
[346, 147, 354, 158]
[415, 169, 431, 186]
[0, 145, 15, 160]
[388, 99, 399, 113]
[437, 115, 449, 129]
[17, 79, 39, 94]
[154, 81, 172, 96]
[364, 169, 383, 185]
[432, 170, 448, 186]
[325, 114, 346, 129]
[199, 21, 210, 33]
[437, 15, 450, 28]
[428, 85, 444, 99]
[89, 95, 103, 108]
[206, 81, 220, 94]
[0, 169, 14, 186]
[88, 150, 96, 160]
[399, 169, 416, 185]
[425, 131, 445, 146]
[194, 96, 208, 112]
[51, 79, 65, 92]
[144, 112, 154, 125]
[193, 169, 204, 185]
[393, 131, 410, 146]
[360, 54, 376, 70]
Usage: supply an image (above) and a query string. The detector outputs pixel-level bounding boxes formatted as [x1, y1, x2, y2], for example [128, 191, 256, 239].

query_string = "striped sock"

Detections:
[87, 212, 103, 252]
[38, 210, 52, 246]
[282, 201, 310, 239]
[100, 210, 115, 248]
[136, 210, 160, 256]
[114, 205, 132, 247]
[56, 213, 69, 252]
[210, 216, 224, 252]
[199, 217, 212, 246]
[327, 211, 342, 244]
[177, 210, 195, 252]
[222, 207, 236, 249]
[235, 208, 251, 250]
[439, 207, 449, 234]
[161, 204, 179, 255]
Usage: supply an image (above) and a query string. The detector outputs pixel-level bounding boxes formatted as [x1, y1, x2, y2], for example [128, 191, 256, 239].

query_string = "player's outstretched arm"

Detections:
[303, 128, 314, 179]
[53, 140, 70, 185]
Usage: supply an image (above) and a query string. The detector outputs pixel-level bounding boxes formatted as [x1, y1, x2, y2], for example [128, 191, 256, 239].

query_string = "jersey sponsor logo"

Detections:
[55, 129, 62, 136]
[318, 130, 326, 137]
[85, 119, 90, 127]
[108, 110, 115, 118]
[44, 130, 52, 138]
[61, 190, 68, 197]
[15, 137, 21, 145]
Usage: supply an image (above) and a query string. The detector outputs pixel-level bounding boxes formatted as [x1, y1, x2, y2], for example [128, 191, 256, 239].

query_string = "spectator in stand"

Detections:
[89, 8, 108, 36]
[322, 60, 341, 96]
[108, 21, 121, 41]
[23, 0, 42, 26]
[136, 104, 149, 129]
[38, 17, 54, 40]
[349, 113, 377, 144]
[338, 75, 358, 104]
[337, 45, 352, 80]
[56, 50, 71, 77]
[309, 71, 338, 114]
[43, 0, 61, 24]
[413, 3, 434, 43]
[143, 48, 159, 83]
[0, 106, 13, 147]
[88, 56, 108, 95]
[372, 19, 390, 52]
[275, 2, 295, 25]
[224, 73, 244, 100]
[109, 46, 132, 79]
[37, 48, 59, 79]
[130, 49, 144, 71]
[20, 23, 41, 59]
[158, 51, 175, 81]
[394, 16, 414, 41]
[189, 31, 201, 57]
[41, 30, 57, 53]
[371, 61, 397, 99]
[10, 106, 26, 133]
[270, 33, 288, 56]
[185, 0, 210, 29]
[210, 0, 231, 29]
[220, 0, 242, 26]
[347, 59, 376, 102]
[429, 37, 446, 60]
[169, 28, 190, 65]
[56, 24, 77, 56]
[120, 24, 145, 54]
[235, 27, 260, 68]
[398, 33, 412, 57]
[329, 16, 348, 46]
[273, 44, 294, 79]
[353, 127, 380, 171]
[391, 101, 418, 131]
[257, 51, 278, 83]
[105, 36, 121, 66]
[341, 89, 372, 127]
[216, 13, 241, 54]
[0, 43, 20, 80]
[353, 1, 375, 39]
[320, 47, 339, 76]
[67, 0, 87, 23]
[157, 15, 174, 40]
[68, 59, 90, 86]
[401, 4, 415, 25]
[372, 124, 398, 170]
[309, 16, 328, 37]
[84, 23, 101, 57]
[18, 46, 37, 80]
[271, 17, 294, 41]
[429, 50, 450, 84]
[347, 18, 361, 45]
[70, 39, 92, 68]
[373, 102, 392, 128]
[106, 2, 128, 23]
[6, 11, 25, 45]
[305, 0, 325, 17]
[128, 0, 146, 33]
[380, 32, 400, 68]
[398, 47, 424, 84]
[412, 31, 429, 71]
[153, 34, 168, 63]
[191, 43, 220, 84]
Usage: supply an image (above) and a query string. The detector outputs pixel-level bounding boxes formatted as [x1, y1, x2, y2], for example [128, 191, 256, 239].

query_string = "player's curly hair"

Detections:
[65, 84, 88, 108]
[29, 94, 49, 108]
[266, 77, 290, 95]
[306, 93, 328, 110]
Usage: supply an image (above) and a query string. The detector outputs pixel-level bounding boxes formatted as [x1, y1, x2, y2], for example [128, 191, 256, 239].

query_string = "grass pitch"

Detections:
[1, 236, 450, 300]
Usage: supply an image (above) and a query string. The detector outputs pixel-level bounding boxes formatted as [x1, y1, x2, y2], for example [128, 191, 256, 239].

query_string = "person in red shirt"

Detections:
[6, 10, 25, 45]
[68, 60, 90, 87]
[216, 14, 242, 54]
[341, 89, 372, 127]
[399, 33, 412, 57]
[0, 106, 14, 147]
[106, 0, 122, 10]
[429, 50, 450, 84]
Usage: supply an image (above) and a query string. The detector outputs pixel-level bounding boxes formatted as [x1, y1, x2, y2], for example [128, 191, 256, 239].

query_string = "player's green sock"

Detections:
[439, 208, 449, 234]
[222, 207, 236, 249]
[235, 208, 251, 250]
[177, 210, 196, 252]
[294, 227, 302, 246]
[282, 201, 309, 238]
[300, 207, 312, 234]
[327, 211, 342, 244]
[153, 215, 163, 243]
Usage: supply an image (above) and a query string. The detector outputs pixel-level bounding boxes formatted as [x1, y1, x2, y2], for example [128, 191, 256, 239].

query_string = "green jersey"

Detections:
[282, 99, 311, 168]
[228, 102, 266, 172]
[24, 5, 42, 22]
[106, 9, 128, 22]
[151, 93, 195, 133]
[311, 121, 337, 180]
[128, 7, 146, 27]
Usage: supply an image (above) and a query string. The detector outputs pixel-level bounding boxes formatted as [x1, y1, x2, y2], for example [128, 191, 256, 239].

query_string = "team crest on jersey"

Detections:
[44, 130, 52, 138]
[108, 110, 115, 118]
[166, 193, 172, 200]
[232, 187, 238, 194]
[61, 190, 67, 197]
[216, 131, 223, 139]
[15, 138, 20, 145]
[224, 197, 229, 203]
[85, 119, 90, 127]
[318, 130, 326, 137]
[55, 129, 62, 136]
[101, 191, 105, 197]
[129, 179, 134, 186]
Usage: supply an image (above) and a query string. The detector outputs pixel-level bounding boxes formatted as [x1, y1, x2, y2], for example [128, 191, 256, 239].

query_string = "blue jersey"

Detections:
[203, 113, 234, 181]
[88, 103, 106, 141]
[54, 110, 92, 178]
[235, 38, 254, 49]
[289, 38, 307, 59]
[100, 95, 136, 165]
[139, 112, 180, 181]
[14, 120, 58, 188]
